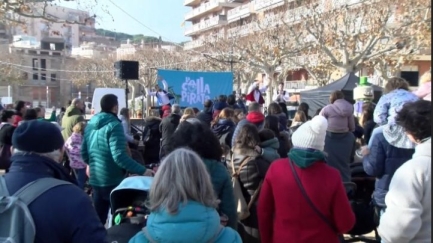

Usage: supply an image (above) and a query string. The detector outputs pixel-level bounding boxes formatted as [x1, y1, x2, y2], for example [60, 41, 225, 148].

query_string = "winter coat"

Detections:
[142, 117, 162, 164]
[196, 108, 213, 127]
[413, 81, 431, 101]
[61, 105, 85, 141]
[119, 115, 134, 143]
[212, 119, 236, 148]
[128, 201, 241, 243]
[260, 137, 280, 163]
[237, 99, 247, 114]
[275, 112, 288, 131]
[202, 158, 237, 230]
[64, 132, 87, 169]
[82, 112, 145, 187]
[378, 138, 431, 243]
[258, 149, 356, 243]
[3, 153, 107, 243]
[229, 147, 271, 242]
[277, 132, 291, 158]
[12, 111, 22, 127]
[363, 120, 377, 145]
[362, 125, 415, 207]
[374, 89, 419, 126]
[0, 122, 15, 146]
[37, 110, 56, 122]
[319, 99, 355, 133]
[159, 113, 181, 157]
[324, 131, 356, 183]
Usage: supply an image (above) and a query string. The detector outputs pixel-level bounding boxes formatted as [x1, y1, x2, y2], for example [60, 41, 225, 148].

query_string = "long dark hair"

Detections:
[360, 103, 375, 127]
[263, 115, 280, 136]
[234, 123, 260, 149]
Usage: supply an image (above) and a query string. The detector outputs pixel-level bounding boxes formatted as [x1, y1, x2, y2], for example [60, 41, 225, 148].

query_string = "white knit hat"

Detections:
[292, 115, 328, 151]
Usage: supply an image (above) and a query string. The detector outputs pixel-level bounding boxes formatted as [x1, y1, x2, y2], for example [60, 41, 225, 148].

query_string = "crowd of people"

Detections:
[0, 72, 431, 243]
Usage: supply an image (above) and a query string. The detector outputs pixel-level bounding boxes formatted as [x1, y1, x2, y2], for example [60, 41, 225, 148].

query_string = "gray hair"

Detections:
[13, 148, 63, 162]
[171, 104, 181, 114]
[147, 148, 218, 214]
[248, 102, 261, 112]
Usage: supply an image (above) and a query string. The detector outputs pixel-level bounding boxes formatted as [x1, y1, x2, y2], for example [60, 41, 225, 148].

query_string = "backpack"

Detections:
[230, 156, 263, 220]
[0, 177, 71, 243]
[162, 90, 175, 100]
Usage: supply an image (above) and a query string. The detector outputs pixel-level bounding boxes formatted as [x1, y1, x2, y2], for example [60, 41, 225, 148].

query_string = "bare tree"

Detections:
[284, 0, 431, 77]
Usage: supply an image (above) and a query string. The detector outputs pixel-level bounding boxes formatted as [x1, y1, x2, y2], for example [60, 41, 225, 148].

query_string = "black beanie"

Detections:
[12, 120, 64, 153]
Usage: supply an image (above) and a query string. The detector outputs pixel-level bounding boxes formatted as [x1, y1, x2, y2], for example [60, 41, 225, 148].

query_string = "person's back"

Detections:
[320, 97, 355, 133]
[2, 120, 107, 243]
[61, 101, 85, 140]
[159, 111, 181, 157]
[258, 116, 355, 243]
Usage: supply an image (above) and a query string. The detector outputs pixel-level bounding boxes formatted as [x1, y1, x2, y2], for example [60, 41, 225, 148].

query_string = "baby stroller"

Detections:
[344, 162, 380, 243]
[107, 176, 153, 243]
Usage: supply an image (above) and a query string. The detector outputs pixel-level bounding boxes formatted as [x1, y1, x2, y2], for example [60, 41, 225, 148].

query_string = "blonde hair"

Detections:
[211, 107, 234, 126]
[420, 70, 431, 84]
[147, 148, 218, 214]
[180, 107, 196, 122]
[293, 110, 307, 123]
[72, 121, 86, 134]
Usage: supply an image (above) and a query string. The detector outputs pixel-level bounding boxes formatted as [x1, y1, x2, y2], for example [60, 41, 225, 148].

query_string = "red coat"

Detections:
[246, 89, 265, 104]
[258, 158, 355, 243]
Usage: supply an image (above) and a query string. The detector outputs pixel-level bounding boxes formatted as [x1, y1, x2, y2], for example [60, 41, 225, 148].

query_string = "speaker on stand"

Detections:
[114, 60, 139, 110]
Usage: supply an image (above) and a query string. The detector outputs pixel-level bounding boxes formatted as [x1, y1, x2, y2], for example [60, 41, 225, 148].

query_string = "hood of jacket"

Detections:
[64, 105, 82, 118]
[413, 137, 431, 158]
[89, 112, 119, 130]
[145, 201, 221, 243]
[331, 99, 354, 117]
[383, 124, 416, 149]
[246, 111, 265, 125]
[260, 137, 279, 150]
[212, 119, 235, 135]
[288, 148, 327, 168]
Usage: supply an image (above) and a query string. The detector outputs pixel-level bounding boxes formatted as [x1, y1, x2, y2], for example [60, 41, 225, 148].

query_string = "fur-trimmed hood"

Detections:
[144, 116, 161, 123]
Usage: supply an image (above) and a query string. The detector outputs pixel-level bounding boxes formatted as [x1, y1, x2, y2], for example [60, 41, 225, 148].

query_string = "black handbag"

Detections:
[289, 160, 338, 233]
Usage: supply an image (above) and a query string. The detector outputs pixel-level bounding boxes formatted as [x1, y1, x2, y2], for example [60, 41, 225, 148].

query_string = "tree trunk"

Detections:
[265, 71, 277, 105]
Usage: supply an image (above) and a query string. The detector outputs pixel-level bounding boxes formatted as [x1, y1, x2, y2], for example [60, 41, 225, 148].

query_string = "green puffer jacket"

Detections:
[81, 112, 145, 187]
[61, 105, 85, 141]
[202, 158, 237, 230]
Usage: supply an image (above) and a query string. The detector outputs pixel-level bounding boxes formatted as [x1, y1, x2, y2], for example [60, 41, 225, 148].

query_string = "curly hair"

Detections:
[396, 100, 431, 141]
[384, 77, 410, 93]
[167, 121, 223, 160]
[234, 123, 260, 149]
[267, 102, 282, 116]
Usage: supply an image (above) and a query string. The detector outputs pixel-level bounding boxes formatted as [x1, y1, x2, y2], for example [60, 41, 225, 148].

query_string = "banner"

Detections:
[156, 69, 233, 109]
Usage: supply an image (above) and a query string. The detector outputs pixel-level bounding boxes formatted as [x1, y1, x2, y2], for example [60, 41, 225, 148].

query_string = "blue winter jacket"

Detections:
[3, 154, 107, 243]
[129, 201, 242, 243]
[362, 131, 415, 207]
[373, 89, 418, 125]
[82, 112, 145, 187]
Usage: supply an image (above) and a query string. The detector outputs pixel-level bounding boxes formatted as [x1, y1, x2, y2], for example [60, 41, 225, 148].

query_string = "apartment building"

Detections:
[9, 36, 71, 107]
[184, 0, 431, 87]
[8, 3, 96, 49]
[71, 42, 117, 59]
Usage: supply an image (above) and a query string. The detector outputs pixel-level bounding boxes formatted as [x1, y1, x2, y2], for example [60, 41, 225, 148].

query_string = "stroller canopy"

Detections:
[110, 176, 153, 214]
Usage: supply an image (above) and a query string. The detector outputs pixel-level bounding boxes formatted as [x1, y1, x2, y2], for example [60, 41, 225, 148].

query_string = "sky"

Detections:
[55, 0, 190, 43]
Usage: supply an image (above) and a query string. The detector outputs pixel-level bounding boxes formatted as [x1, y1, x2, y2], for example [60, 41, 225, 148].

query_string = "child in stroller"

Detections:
[106, 176, 153, 243]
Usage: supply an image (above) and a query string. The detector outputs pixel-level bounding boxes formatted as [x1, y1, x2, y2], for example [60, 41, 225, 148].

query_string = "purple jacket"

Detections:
[374, 89, 419, 125]
[64, 132, 87, 169]
[319, 99, 355, 133]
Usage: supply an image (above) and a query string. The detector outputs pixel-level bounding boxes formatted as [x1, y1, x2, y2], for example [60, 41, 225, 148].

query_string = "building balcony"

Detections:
[185, 15, 228, 36]
[254, 0, 286, 12]
[184, 0, 200, 7]
[184, 39, 204, 50]
[185, 0, 241, 21]
[227, 2, 254, 23]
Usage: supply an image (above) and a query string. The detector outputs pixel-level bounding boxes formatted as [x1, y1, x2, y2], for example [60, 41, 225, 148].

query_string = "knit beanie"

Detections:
[12, 120, 64, 153]
[292, 115, 328, 151]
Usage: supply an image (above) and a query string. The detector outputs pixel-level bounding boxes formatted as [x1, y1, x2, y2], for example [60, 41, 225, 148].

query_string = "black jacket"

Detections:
[0, 123, 15, 146]
[159, 113, 181, 149]
[277, 133, 290, 158]
[363, 120, 377, 145]
[196, 108, 213, 127]
[143, 117, 162, 164]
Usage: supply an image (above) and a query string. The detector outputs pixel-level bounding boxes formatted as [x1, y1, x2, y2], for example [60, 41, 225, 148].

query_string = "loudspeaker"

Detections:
[114, 60, 139, 80]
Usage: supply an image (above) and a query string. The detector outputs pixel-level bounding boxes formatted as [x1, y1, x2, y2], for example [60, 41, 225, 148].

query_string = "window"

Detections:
[41, 59, 46, 71]
[41, 73, 46, 81]
[50, 43, 56, 50]
[32, 58, 38, 70]
[33, 73, 38, 80]
[51, 74, 57, 82]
